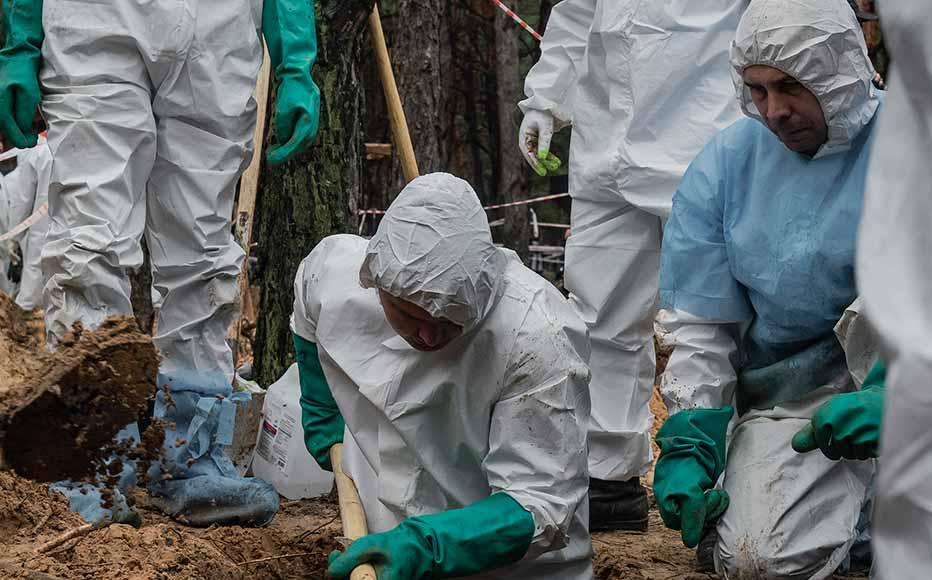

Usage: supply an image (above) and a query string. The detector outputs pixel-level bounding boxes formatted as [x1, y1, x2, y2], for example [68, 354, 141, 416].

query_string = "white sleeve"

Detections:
[658, 308, 742, 414]
[833, 297, 880, 387]
[291, 241, 335, 343]
[518, 0, 598, 121]
[484, 297, 591, 557]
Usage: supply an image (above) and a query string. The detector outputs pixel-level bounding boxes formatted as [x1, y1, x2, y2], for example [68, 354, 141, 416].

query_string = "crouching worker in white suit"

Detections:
[653, 0, 885, 578]
[291, 173, 594, 580]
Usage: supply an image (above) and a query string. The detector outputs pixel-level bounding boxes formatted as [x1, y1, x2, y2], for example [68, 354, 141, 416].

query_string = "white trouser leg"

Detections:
[39, 0, 156, 342]
[565, 199, 660, 481]
[146, 0, 261, 386]
[872, 355, 932, 580]
[716, 389, 875, 580]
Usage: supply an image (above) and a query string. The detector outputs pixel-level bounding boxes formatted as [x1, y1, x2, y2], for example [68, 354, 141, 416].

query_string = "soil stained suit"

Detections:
[293, 174, 594, 579]
[0, 0, 321, 525]
[857, 1, 932, 578]
[655, 0, 883, 577]
[518, 0, 745, 526]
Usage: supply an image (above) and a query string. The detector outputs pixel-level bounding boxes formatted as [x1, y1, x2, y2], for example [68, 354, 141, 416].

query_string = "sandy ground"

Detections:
[0, 467, 866, 580]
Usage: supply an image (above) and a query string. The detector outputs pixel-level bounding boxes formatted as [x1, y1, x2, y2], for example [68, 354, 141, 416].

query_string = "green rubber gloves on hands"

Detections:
[262, 0, 321, 165]
[1, 0, 319, 158]
[292, 333, 344, 471]
[327, 492, 535, 580]
[792, 360, 886, 460]
[0, 0, 44, 149]
[653, 406, 733, 548]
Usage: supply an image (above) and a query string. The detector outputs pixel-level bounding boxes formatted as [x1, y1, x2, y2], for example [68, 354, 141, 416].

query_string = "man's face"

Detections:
[743, 65, 828, 156]
[378, 290, 463, 352]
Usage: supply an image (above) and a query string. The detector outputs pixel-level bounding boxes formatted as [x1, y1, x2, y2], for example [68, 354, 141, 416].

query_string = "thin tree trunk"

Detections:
[253, 0, 374, 387]
[495, 9, 530, 261]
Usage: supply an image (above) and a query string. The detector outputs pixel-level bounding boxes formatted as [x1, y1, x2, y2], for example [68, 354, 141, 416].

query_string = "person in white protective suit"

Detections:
[291, 173, 593, 580]
[654, 0, 885, 577]
[0, 0, 322, 526]
[518, 0, 746, 530]
[857, 1, 932, 578]
[0, 133, 51, 309]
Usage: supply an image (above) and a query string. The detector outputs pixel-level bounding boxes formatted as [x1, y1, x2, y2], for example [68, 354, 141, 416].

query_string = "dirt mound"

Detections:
[0, 471, 341, 580]
[0, 293, 159, 482]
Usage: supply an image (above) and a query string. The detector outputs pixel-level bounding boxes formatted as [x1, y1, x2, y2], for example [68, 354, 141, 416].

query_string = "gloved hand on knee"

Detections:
[653, 406, 733, 548]
[792, 360, 885, 460]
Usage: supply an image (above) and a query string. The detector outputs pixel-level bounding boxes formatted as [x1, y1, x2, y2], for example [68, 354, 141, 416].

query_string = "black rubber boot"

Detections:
[589, 477, 649, 532]
[696, 525, 718, 572]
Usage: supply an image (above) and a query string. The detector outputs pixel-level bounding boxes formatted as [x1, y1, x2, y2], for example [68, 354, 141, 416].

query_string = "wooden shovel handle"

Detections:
[368, 5, 420, 184]
[330, 443, 378, 580]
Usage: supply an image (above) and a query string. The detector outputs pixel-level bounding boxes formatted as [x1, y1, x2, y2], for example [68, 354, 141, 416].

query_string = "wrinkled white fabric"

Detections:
[833, 298, 879, 386]
[293, 175, 593, 579]
[0, 137, 51, 310]
[359, 173, 507, 332]
[657, 309, 741, 415]
[856, 1, 932, 578]
[715, 389, 875, 580]
[39, 0, 262, 385]
[730, 0, 880, 158]
[520, 1, 745, 481]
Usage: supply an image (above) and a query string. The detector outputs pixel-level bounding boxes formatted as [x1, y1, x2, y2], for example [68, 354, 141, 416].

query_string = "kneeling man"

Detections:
[292, 173, 593, 579]
[654, 0, 884, 577]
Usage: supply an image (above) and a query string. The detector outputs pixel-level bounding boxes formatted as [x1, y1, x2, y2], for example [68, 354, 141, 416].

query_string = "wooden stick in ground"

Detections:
[35, 521, 108, 554]
[330, 443, 378, 580]
[368, 5, 420, 184]
[230, 44, 272, 366]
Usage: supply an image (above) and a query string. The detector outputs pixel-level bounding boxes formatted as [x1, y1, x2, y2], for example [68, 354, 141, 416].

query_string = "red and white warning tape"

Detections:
[355, 192, 569, 216]
[0, 202, 48, 242]
[487, 0, 543, 41]
[482, 192, 568, 211]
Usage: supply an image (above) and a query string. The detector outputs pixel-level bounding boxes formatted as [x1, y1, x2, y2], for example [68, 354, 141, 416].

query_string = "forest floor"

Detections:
[0, 388, 865, 580]
[0, 469, 867, 580]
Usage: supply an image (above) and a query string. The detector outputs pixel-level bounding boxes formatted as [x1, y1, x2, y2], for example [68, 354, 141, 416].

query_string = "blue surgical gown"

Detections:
[660, 111, 880, 411]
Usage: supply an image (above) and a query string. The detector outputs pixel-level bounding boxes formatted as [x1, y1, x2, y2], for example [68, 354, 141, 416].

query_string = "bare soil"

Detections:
[0, 469, 866, 580]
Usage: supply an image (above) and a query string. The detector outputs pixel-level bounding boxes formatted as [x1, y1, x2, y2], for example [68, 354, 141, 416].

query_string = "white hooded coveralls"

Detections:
[292, 174, 594, 580]
[0, 135, 51, 310]
[38, 0, 264, 383]
[660, 0, 881, 577]
[857, 1, 932, 578]
[520, 0, 745, 481]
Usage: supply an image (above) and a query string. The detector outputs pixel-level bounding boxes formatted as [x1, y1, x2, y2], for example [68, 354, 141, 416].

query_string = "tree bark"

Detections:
[494, 9, 530, 261]
[252, 0, 374, 387]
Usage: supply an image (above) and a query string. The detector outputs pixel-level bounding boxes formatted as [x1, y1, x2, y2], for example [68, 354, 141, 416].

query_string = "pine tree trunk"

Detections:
[252, 0, 374, 387]
[495, 10, 530, 261]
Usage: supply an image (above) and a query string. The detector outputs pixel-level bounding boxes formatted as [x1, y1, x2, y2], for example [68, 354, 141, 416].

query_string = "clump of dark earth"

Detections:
[0, 292, 159, 482]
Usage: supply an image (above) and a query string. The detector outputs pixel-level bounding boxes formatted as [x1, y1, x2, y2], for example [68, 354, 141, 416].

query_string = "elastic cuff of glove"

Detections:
[862, 359, 886, 390]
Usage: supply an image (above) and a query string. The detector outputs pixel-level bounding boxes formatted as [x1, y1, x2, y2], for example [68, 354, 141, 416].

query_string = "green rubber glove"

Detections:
[327, 492, 535, 580]
[293, 332, 344, 471]
[0, 0, 44, 149]
[792, 360, 886, 460]
[263, 0, 320, 165]
[654, 406, 733, 548]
